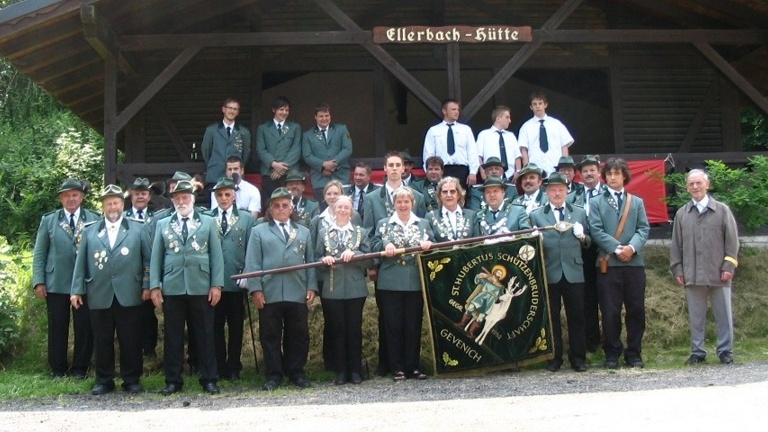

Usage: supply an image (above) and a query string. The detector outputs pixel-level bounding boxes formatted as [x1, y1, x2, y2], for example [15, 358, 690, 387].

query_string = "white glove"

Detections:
[237, 278, 248, 289]
[530, 226, 540, 237]
[572, 222, 584, 238]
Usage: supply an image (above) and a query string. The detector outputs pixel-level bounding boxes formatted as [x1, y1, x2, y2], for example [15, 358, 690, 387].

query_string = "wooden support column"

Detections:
[104, 55, 118, 185]
[446, 43, 461, 102]
[373, 63, 387, 156]
[678, 77, 719, 153]
[609, 48, 624, 154]
[463, 0, 584, 120]
[314, 0, 442, 116]
[694, 42, 768, 116]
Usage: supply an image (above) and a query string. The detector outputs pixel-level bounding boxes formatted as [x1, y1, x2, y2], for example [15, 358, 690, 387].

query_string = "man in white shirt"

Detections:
[209, 156, 261, 218]
[518, 92, 574, 177]
[477, 105, 521, 182]
[422, 99, 479, 189]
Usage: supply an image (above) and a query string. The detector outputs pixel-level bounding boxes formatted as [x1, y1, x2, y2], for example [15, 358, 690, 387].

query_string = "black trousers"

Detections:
[321, 297, 366, 375]
[443, 165, 470, 192]
[581, 244, 601, 349]
[213, 291, 245, 376]
[258, 301, 309, 382]
[373, 283, 389, 374]
[139, 299, 158, 355]
[377, 290, 423, 374]
[597, 266, 646, 359]
[162, 295, 217, 386]
[46, 292, 93, 375]
[90, 298, 143, 385]
[548, 279, 587, 362]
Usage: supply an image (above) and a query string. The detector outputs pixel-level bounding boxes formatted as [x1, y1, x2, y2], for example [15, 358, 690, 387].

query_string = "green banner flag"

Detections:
[419, 236, 554, 374]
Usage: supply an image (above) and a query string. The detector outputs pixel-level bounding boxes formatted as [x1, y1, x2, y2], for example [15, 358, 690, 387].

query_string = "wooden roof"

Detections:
[1, 0, 767, 133]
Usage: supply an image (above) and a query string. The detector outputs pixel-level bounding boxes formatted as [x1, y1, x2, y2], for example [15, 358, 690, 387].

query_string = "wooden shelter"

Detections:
[0, 0, 766, 184]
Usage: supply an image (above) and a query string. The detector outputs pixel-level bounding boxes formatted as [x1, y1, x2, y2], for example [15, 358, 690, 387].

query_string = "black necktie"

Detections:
[447, 124, 456, 155]
[226, 126, 232, 137]
[137, 209, 144, 220]
[181, 217, 189, 242]
[69, 213, 76, 231]
[585, 188, 594, 206]
[321, 128, 327, 143]
[615, 192, 623, 209]
[277, 123, 282, 134]
[280, 222, 290, 242]
[497, 131, 508, 168]
[556, 207, 565, 221]
[539, 119, 549, 153]
[491, 210, 499, 221]
[358, 189, 364, 214]
[221, 211, 228, 235]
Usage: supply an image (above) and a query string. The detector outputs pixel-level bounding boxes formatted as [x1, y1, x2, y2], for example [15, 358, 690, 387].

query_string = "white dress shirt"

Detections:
[422, 121, 479, 173]
[518, 114, 574, 176]
[476, 126, 520, 178]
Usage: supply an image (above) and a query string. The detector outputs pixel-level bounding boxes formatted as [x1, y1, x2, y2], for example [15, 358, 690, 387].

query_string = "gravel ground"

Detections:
[2, 361, 767, 431]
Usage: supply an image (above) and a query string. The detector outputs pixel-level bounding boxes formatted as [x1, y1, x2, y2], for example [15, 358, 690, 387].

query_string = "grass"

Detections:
[1, 245, 767, 400]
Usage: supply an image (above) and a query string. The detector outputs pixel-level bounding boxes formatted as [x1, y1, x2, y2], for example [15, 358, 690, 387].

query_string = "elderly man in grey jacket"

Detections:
[670, 169, 739, 366]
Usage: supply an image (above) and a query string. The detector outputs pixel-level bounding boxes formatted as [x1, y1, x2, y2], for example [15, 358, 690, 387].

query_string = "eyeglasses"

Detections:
[271, 203, 292, 209]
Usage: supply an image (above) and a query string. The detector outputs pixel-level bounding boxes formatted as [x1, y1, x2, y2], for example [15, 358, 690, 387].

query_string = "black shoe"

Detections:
[334, 373, 347, 385]
[292, 377, 311, 389]
[203, 382, 220, 395]
[409, 369, 428, 380]
[350, 373, 362, 385]
[625, 356, 645, 368]
[262, 380, 279, 391]
[604, 358, 619, 369]
[122, 383, 143, 394]
[685, 354, 706, 365]
[91, 382, 115, 395]
[719, 352, 733, 365]
[546, 359, 562, 372]
[571, 359, 587, 372]
[160, 383, 182, 396]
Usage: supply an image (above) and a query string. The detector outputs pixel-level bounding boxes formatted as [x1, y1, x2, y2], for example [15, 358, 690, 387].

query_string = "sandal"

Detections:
[410, 369, 428, 380]
[393, 371, 406, 382]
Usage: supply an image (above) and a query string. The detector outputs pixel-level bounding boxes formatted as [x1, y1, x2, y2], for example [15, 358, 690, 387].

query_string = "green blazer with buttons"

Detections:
[314, 225, 372, 300]
[301, 123, 353, 190]
[150, 211, 224, 295]
[71, 218, 151, 309]
[33, 208, 101, 294]
[255, 119, 302, 177]
[588, 190, 650, 267]
[530, 203, 591, 284]
[207, 207, 255, 292]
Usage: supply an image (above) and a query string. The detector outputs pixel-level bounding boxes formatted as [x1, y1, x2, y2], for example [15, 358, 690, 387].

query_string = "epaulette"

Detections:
[83, 220, 100, 228]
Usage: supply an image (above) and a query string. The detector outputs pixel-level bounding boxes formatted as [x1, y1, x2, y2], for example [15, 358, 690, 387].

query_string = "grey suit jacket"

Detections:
[314, 225, 372, 300]
[150, 211, 225, 295]
[255, 120, 302, 176]
[244, 220, 318, 303]
[201, 122, 252, 183]
[530, 204, 591, 284]
[588, 190, 650, 267]
[301, 123, 352, 190]
[362, 185, 427, 238]
[71, 219, 151, 309]
[33, 208, 101, 294]
[208, 207, 255, 292]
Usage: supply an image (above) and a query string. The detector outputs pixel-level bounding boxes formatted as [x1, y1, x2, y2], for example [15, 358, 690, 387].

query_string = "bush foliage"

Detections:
[665, 156, 768, 233]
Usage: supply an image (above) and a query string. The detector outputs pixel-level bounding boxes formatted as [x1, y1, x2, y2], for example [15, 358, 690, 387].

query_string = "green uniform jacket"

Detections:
[372, 216, 434, 292]
[425, 207, 477, 243]
[293, 196, 320, 228]
[466, 183, 519, 210]
[511, 188, 549, 213]
[71, 219, 151, 309]
[588, 190, 650, 267]
[473, 202, 531, 236]
[412, 180, 440, 213]
[301, 123, 352, 190]
[123, 207, 155, 223]
[33, 208, 101, 294]
[207, 207, 256, 292]
[255, 120, 302, 177]
[314, 225, 372, 300]
[244, 220, 318, 303]
[201, 122, 252, 184]
[361, 185, 427, 238]
[530, 203, 591, 284]
[150, 211, 225, 295]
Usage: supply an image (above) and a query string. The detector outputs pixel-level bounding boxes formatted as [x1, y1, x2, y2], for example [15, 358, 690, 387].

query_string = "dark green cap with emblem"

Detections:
[169, 171, 192, 182]
[517, 163, 544, 178]
[575, 154, 601, 170]
[401, 150, 414, 164]
[479, 175, 508, 190]
[545, 172, 569, 187]
[58, 178, 86, 194]
[130, 177, 150, 190]
[171, 180, 195, 195]
[100, 184, 124, 200]
[285, 171, 305, 183]
[269, 187, 293, 203]
[482, 156, 507, 170]
[213, 177, 237, 191]
[555, 156, 575, 170]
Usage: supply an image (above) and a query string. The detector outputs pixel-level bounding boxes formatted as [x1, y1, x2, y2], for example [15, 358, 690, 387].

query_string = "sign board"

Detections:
[373, 25, 533, 44]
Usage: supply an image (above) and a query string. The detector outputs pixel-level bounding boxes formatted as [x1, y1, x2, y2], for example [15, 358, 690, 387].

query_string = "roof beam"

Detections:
[694, 42, 768, 116]
[80, 5, 135, 75]
[0, 0, 99, 41]
[462, 0, 584, 120]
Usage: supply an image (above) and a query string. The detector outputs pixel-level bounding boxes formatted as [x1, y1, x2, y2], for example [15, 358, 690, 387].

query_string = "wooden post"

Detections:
[104, 55, 118, 185]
